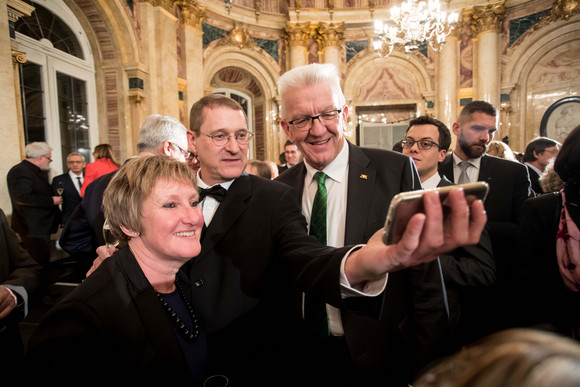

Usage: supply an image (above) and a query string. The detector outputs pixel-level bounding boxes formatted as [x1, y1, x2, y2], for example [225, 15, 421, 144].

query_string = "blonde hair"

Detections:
[414, 328, 580, 387]
[102, 154, 197, 244]
[487, 141, 516, 161]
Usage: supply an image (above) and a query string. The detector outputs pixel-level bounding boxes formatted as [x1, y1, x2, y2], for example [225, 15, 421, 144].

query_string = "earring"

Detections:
[134, 232, 139, 237]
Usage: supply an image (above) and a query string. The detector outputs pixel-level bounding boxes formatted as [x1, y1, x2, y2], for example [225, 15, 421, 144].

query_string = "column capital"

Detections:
[175, 0, 206, 28]
[317, 22, 344, 50]
[472, 0, 505, 35]
[283, 21, 312, 48]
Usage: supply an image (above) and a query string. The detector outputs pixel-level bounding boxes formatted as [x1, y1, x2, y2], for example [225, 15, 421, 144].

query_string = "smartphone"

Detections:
[382, 181, 489, 245]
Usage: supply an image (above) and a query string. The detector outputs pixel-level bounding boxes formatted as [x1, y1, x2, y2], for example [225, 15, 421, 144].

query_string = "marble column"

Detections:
[284, 21, 310, 69]
[177, 0, 205, 126]
[317, 22, 344, 69]
[137, 1, 180, 118]
[472, 0, 505, 110]
[436, 31, 460, 131]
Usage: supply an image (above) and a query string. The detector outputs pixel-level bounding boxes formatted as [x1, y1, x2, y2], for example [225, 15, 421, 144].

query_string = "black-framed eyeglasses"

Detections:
[401, 138, 440, 150]
[202, 130, 255, 147]
[171, 142, 191, 159]
[287, 108, 343, 130]
[42, 155, 53, 162]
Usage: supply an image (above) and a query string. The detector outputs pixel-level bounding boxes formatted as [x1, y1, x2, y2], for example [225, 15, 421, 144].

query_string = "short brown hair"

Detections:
[189, 94, 246, 135]
[102, 154, 197, 244]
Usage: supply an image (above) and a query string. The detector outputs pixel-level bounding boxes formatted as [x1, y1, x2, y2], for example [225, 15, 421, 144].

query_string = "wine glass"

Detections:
[56, 181, 64, 196]
[102, 218, 119, 248]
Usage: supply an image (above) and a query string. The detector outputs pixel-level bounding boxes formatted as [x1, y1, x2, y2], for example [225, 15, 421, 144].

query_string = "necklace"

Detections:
[155, 279, 200, 343]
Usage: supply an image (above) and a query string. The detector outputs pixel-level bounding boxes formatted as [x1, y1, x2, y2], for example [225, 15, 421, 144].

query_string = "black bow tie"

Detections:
[199, 185, 227, 202]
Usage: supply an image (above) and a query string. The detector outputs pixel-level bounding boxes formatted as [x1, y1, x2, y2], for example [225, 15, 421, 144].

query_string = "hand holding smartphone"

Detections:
[382, 182, 489, 245]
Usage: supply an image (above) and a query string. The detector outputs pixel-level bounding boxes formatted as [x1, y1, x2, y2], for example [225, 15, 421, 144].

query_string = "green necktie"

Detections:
[305, 171, 329, 339]
[309, 172, 328, 244]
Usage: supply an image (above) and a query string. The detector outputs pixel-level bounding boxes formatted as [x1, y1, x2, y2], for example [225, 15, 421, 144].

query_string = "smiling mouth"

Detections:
[174, 231, 196, 237]
[308, 138, 331, 146]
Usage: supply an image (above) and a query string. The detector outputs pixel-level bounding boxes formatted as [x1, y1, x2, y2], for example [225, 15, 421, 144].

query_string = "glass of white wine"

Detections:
[56, 181, 64, 196]
[102, 218, 120, 248]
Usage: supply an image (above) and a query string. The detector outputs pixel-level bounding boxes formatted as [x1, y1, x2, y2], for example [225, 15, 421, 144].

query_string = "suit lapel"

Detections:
[199, 176, 252, 257]
[344, 142, 376, 246]
[439, 155, 454, 182]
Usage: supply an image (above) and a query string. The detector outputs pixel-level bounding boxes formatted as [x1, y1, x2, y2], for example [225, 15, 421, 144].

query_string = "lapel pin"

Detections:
[360, 174, 368, 180]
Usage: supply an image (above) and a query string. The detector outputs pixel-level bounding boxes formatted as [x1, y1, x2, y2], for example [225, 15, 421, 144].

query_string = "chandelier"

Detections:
[373, 0, 459, 56]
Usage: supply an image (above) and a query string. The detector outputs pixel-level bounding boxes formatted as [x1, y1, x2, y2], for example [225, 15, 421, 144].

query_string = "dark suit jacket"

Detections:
[512, 192, 580, 339]
[276, 142, 448, 385]
[0, 208, 43, 369]
[6, 160, 60, 237]
[25, 246, 201, 384]
[59, 170, 116, 255]
[51, 172, 83, 225]
[186, 173, 384, 386]
[435, 175, 496, 347]
[525, 164, 542, 195]
[439, 154, 532, 276]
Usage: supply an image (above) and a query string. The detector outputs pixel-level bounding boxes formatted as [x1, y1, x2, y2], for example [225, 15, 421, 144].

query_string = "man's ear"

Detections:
[162, 140, 173, 157]
[452, 121, 460, 136]
[438, 149, 447, 163]
[188, 131, 197, 155]
[280, 120, 294, 142]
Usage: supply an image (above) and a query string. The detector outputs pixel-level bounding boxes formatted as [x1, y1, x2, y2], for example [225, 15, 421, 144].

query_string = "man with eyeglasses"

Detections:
[402, 116, 495, 351]
[278, 140, 302, 174]
[275, 63, 482, 386]
[7, 142, 62, 266]
[523, 136, 561, 195]
[439, 100, 533, 342]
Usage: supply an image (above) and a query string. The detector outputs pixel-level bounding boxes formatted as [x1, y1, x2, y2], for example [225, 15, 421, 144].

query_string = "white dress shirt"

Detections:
[68, 170, 83, 194]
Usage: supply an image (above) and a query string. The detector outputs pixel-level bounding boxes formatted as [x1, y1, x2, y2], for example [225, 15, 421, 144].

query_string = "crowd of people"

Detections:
[2, 62, 579, 385]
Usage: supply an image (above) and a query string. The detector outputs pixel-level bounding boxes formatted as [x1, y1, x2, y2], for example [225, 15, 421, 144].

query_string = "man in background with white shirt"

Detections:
[52, 152, 85, 226]
[402, 115, 495, 350]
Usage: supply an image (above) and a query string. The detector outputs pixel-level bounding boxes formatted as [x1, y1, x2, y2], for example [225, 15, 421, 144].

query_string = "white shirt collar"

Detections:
[421, 172, 441, 190]
[303, 140, 349, 186]
[68, 170, 82, 180]
[452, 152, 482, 170]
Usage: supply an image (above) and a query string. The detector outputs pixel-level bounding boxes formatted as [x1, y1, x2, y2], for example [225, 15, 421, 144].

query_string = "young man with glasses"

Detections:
[402, 115, 495, 351]
[7, 142, 62, 266]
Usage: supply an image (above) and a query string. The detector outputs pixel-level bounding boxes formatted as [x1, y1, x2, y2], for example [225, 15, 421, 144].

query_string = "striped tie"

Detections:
[309, 172, 327, 244]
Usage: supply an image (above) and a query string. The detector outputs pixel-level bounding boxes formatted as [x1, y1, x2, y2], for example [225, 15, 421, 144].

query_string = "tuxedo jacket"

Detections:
[439, 154, 533, 275]
[185, 173, 391, 386]
[51, 172, 82, 225]
[276, 142, 449, 385]
[6, 160, 60, 237]
[25, 246, 200, 384]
